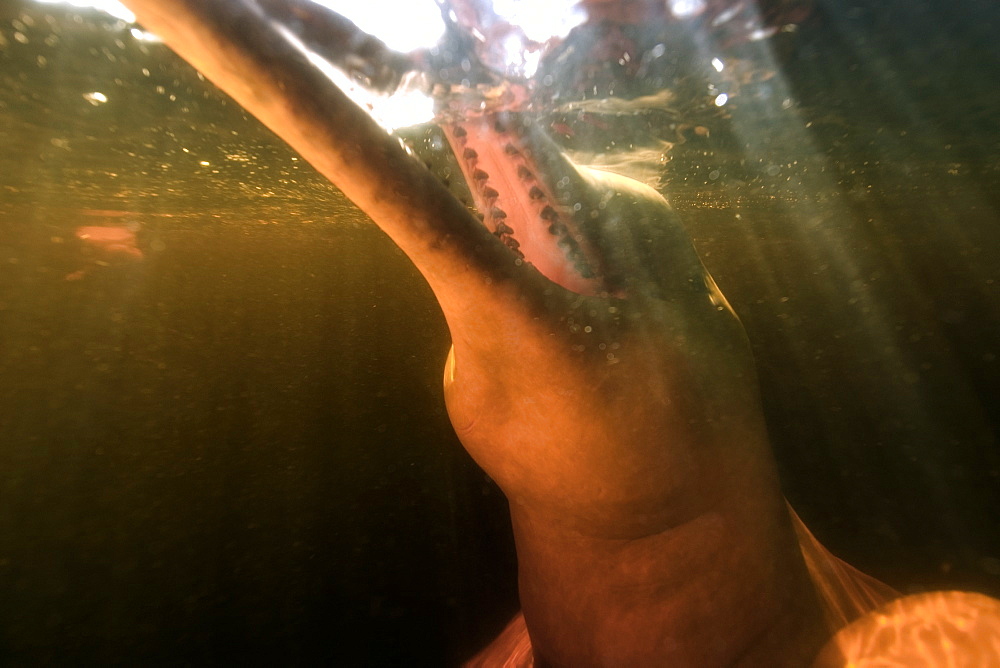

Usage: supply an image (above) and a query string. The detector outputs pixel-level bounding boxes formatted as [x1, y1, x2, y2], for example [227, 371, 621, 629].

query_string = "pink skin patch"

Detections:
[65, 225, 143, 280]
[74, 225, 143, 258]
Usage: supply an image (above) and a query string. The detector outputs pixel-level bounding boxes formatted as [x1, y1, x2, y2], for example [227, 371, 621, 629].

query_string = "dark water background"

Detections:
[0, 0, 998, 665]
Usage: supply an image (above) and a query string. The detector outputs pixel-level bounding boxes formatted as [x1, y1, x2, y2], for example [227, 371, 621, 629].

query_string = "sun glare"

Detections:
[32, 1, 446, 54]
[491, 0, 585, 43]
[35, 0, 134, 23]
[315, 0, 444, 53]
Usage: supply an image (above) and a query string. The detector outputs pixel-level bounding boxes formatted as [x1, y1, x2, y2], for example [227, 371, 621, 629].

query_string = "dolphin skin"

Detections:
[118, 1, 1000, 665]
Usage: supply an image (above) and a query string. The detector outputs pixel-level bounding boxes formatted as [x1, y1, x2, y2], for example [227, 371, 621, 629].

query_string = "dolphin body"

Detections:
[117, 1, 1000, 665]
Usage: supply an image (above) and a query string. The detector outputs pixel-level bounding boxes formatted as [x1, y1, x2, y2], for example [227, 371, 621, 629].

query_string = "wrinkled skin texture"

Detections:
[117, 1, 999, 666]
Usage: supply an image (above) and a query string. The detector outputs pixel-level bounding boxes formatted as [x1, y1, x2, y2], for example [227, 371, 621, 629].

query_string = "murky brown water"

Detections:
[1, 0, 998, 664]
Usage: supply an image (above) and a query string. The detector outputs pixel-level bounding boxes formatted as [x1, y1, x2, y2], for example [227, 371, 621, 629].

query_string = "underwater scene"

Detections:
[1, 0, 998, 665]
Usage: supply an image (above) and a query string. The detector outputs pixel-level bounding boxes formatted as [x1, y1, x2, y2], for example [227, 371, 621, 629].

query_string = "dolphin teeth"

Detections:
[449, 117, 596, 280]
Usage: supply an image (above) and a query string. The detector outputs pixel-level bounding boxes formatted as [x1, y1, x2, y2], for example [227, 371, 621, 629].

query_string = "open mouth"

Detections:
[439, 108, 608, 297]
